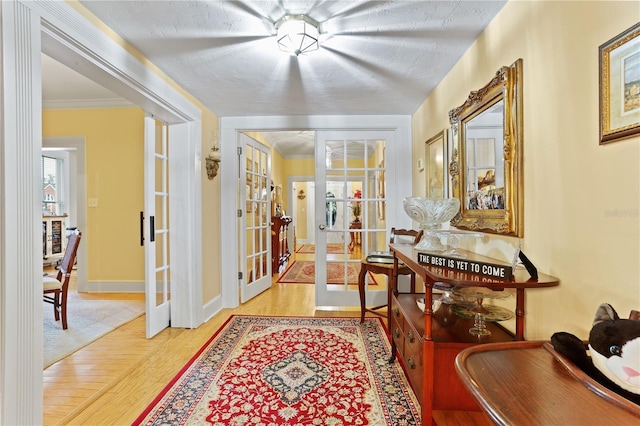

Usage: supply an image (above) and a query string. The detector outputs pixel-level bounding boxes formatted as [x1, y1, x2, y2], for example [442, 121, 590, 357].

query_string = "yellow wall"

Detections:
[201, 109, 221, 301]
[43, 107, 222, 305]
[271, 149, 287, 213]
[285, 158, 315, 241]
[294, 182, 310, 241]
[71, 1, 222, 304]
[43, 108, 145, 282]
[412, 1, 639, 339]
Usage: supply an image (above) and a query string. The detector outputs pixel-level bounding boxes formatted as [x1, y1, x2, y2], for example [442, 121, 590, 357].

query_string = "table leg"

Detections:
[515, 288, 525, 340]
[358, 265, 367, 323]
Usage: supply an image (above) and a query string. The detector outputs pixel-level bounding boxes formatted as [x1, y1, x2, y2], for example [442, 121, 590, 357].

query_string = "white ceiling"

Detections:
[42, 0, 507, 156]
[41, 54, 133, 109]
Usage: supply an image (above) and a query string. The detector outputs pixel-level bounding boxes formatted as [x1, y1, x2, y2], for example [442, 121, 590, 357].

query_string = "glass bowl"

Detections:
[402, 197, 460, 252]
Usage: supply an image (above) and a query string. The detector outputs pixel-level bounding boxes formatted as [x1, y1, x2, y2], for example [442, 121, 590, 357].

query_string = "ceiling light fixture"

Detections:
[275, 15, 319, 56]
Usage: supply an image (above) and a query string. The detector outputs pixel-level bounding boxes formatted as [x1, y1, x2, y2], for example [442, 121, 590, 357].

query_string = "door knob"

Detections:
[319, 224, 326, 231]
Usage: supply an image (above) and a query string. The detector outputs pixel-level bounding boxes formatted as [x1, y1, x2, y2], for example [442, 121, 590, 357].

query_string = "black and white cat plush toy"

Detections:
[551, 303, 640, 406]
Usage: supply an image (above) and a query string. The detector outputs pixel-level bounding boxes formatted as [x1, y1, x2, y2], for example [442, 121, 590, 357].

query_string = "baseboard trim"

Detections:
[78, 282, 223, 324]
[79, 281, 144, 293]
[203, 295, 223, 323]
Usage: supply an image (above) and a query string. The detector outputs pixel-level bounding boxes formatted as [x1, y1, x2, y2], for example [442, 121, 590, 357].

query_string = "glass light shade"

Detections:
[276, 15, 319, 56]
[208, 147, 221, 162]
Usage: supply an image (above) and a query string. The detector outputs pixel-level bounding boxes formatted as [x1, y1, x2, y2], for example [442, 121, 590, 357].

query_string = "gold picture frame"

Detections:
[599, 22, 640, 144]
[377, 160, 386, 221]
[449, 59, 524, 237]
[425, 130, 447, 198]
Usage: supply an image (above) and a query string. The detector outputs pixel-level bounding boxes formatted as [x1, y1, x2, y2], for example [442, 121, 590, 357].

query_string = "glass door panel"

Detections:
[316, 131, 390, 307]
[144, 117, 171, 338]
[239, 135, 272, 302]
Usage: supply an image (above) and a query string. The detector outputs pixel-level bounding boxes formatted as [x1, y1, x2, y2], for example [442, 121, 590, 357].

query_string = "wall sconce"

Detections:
[297, 189, 306, 200]
[205, 129, 220, 180]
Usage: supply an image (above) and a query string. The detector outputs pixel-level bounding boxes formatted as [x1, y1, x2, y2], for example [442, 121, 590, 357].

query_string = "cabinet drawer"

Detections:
[403, 332, 423, 401]
[390, 298, 405, 332]
[390, 315, 405, 357]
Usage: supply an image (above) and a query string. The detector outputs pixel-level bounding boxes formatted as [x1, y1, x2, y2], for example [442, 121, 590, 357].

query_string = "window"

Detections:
[42, 155, 65, 216]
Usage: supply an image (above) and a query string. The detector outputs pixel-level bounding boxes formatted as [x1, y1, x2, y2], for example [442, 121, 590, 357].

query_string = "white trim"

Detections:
[202, 295, 223, 323]
[43, 98, 134, 110]
[220, 115, 413, 310]
[168, 122, 204, 329]
[82, 281, 145, 293]
[2, 1, 204, 420]
[30, 1, 200, 124]
[1, 2, 44, 424]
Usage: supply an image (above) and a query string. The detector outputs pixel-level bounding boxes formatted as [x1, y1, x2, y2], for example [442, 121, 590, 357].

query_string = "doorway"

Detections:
[222, 119, 414, 312]
[1, 3, 204, 421]
[314, 130, 391, 308]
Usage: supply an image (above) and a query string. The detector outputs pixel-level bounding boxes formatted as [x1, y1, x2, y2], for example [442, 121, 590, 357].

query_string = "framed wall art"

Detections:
[599, 22, 640, 144]
[449, 59, 524, 237]
[377, 160, 386, 221]
[424, 130, 448, 198]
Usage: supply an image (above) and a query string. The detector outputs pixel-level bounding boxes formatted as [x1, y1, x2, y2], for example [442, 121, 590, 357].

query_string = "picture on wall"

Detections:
[425, 130, 447, 198]
[599, 22, 640, 144]
[377, 160, 385, 221]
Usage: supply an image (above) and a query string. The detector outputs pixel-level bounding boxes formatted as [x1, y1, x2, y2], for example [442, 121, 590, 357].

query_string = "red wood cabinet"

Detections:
[388, 243, 560, 421]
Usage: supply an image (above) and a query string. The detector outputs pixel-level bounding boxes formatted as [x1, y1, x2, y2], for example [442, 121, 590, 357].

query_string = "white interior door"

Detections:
[239, 134, 272, 302]
[315, 131, 391, 307]
[144, 116, 171, 338]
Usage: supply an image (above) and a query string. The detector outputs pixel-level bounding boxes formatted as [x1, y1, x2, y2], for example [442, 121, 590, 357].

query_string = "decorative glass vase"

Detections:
[402, 197, 461, 252]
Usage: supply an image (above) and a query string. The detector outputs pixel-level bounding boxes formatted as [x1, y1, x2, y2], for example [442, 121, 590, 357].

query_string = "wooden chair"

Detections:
[358, 228, 423, 322]
[43, 230, 82, 329]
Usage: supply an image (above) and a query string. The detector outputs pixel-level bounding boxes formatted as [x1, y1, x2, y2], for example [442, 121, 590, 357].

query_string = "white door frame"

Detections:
[1, 1, 203, 422]
[220, 116, 414, 310]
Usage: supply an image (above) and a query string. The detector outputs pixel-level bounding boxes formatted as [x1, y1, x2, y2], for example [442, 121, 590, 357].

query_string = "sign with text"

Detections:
[417, 252, 513, 280]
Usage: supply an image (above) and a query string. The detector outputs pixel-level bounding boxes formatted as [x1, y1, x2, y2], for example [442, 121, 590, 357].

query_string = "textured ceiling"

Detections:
[76, 0, 507, 118]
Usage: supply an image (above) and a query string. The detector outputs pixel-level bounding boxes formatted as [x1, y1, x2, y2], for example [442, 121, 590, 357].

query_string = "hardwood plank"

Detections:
[44, 252, 485, 426]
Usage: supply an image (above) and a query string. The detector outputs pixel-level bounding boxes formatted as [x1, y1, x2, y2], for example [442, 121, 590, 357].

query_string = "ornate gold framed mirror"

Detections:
[448, 58, 523, 237]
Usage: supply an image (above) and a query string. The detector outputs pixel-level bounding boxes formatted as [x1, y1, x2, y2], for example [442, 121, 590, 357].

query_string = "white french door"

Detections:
[315, 131, 391, 307]
[144, 116, 171, 338]
[239, 134, 272, 302]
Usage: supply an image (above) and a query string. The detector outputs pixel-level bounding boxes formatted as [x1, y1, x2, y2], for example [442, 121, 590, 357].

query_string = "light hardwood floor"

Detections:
[43, 250, 491, 425]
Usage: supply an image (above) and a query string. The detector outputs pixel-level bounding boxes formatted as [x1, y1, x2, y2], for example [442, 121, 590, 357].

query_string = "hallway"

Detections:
[43, 247, 490, 425]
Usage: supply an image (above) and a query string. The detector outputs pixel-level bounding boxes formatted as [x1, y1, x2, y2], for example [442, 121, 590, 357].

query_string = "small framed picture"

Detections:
[599, 22, 640, 144]
[425, 130, 447, 198]
[377, 166, 385, 221]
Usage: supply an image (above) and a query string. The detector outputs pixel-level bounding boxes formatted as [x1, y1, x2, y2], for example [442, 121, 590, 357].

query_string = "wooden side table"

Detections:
[455, 341, 640, 425]
[348, 221, 361, 252]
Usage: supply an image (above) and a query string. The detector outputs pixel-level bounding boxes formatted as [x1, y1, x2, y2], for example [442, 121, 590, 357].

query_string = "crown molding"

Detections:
[43, 98, 134, 110]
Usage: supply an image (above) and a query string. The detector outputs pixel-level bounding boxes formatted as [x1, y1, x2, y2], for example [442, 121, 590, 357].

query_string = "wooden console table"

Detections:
[455, 341, 640, 425]
[388, 243, 560, 421]
[271, 216, 292, 274]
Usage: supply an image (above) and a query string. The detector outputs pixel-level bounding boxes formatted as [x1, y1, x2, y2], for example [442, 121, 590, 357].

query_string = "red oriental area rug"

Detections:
[133, 316, 421, 425]
[277, 260, 377, 285]
[296, 243, 345, 254]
